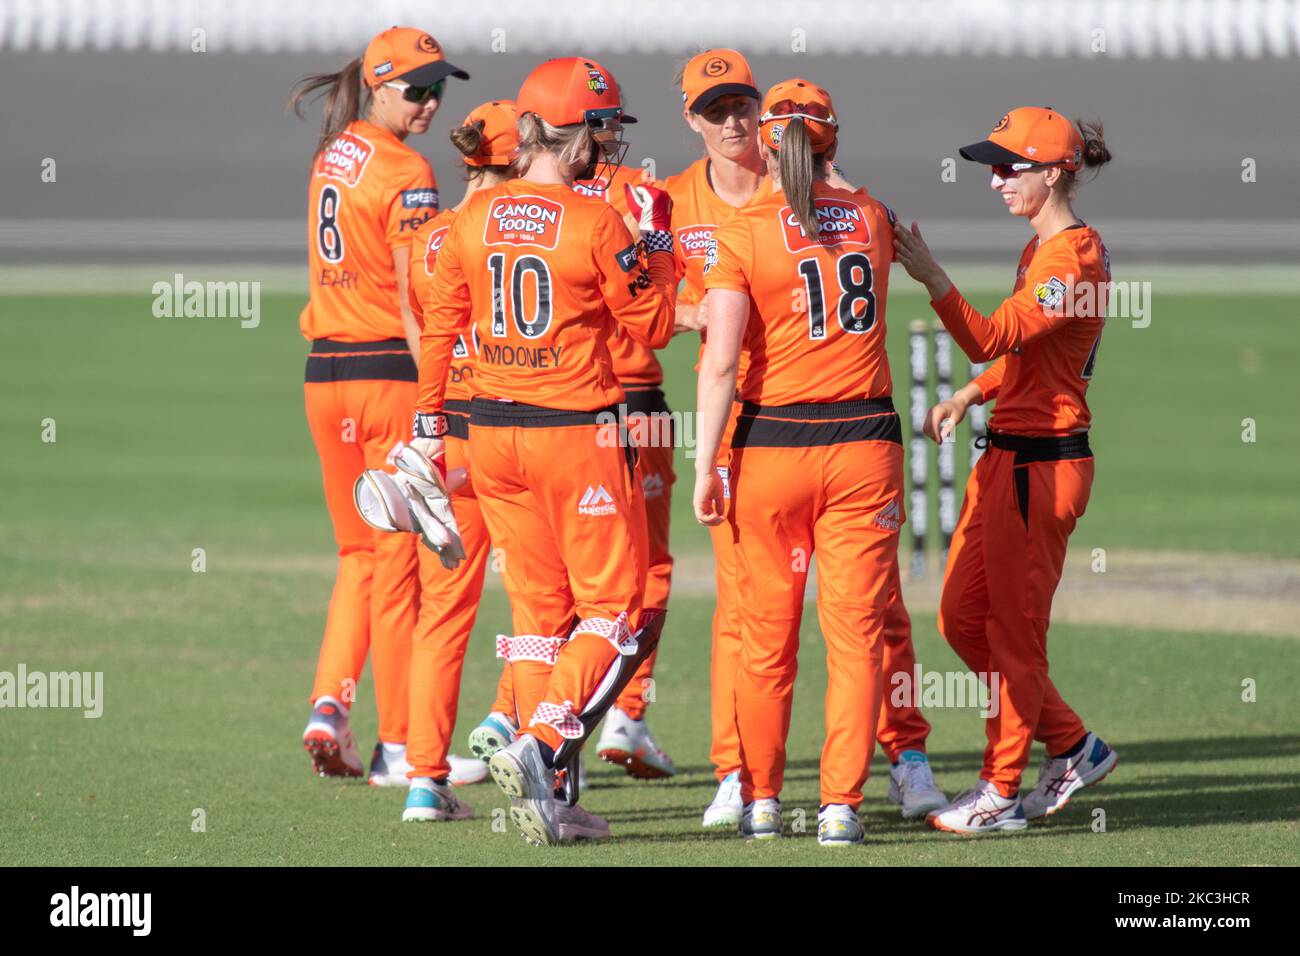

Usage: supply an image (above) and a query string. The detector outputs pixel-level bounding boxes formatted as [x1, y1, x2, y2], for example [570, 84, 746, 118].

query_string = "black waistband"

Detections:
[620, 386, 670, 418]
[445, 399, 472, 441]
[989, 431, 1093, 463]
[310, 338, 408, 354]
[732, 397, 901, 449]
[305, 338, 416, 383]
[738, 397, 895, 420]
[468, 397, 620, 429]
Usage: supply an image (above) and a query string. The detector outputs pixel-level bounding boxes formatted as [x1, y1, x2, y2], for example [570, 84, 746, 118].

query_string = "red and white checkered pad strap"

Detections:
[572, 611, 637, 656]
[529, 700, 585, 740]
[495, 634, 567, 665]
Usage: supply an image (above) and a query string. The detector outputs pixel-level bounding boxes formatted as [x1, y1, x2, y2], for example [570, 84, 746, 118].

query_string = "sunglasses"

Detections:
[760, 99, 837, 127]
[991, 161, 1063, 179]
[384, 79, 445, 105]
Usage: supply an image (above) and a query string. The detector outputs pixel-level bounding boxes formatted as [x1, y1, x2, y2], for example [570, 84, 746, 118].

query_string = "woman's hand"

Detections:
[674, 296, 707, 334]
[893, 220, 953, 301]
[693, 467, 726, 526]
[923, 396, 970, 445]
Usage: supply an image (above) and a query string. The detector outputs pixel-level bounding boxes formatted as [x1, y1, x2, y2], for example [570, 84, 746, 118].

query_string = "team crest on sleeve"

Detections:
[315, 131, 376, 187]
[702, 238, 718, 275]
[780, 198, 871, 252]
[1034, 276, 1068, 310]
[483, 195, 565, 250]
[422, 226, 450, 275]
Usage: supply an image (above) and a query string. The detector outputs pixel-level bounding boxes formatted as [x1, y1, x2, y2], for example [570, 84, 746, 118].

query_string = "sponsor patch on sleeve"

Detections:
[615, 243, 640, 273]
[401, 188, 440, 209]
[1034, 276, 1068, 310]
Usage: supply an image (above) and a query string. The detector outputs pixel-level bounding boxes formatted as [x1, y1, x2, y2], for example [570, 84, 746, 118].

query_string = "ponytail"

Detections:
[779, 118, 819, 240]
[289, 56, 367, 157]
[1059, 118, 1111, 197]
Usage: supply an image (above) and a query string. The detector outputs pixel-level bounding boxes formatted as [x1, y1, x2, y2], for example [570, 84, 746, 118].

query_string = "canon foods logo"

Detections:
[483, 196, 565, 250]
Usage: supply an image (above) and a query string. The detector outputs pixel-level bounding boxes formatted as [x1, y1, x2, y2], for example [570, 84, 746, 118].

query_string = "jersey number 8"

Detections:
[797, 252, 876, 340]
[317, 186, 344, 263]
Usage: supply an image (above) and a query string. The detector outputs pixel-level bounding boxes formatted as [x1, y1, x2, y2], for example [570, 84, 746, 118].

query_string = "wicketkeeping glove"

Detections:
[624, 182, 674, 238]
[352, 441, 467, 570]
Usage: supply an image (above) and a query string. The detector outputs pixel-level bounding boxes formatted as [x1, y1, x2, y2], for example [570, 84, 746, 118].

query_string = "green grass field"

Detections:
[2, 289, 1298, 865]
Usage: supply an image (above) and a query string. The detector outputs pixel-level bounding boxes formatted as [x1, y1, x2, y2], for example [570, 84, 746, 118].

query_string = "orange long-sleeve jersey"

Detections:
[704, 180, 897, 406]
[933, 224, 1110, 435]
[300, 119, 439, 342]
[408, 208, 477, 403]
[417, 180, 676, 414]
[574, 163, 665, 387]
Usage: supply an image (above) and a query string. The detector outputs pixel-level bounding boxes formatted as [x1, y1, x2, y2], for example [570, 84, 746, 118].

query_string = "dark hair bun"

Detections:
[1077, 119, 1111, 169]
[449, 119, 486, 159]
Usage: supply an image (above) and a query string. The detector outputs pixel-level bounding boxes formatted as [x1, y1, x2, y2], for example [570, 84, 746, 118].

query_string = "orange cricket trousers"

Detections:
[707, 403, 744, 780]
[468, 398, 649, 754]
[303, 338, 418, 744]
[938, 432, 1092, 796]
[407, 403, 493, 780]
[728, 399, 905, 808]
[876, 559, 933, 762]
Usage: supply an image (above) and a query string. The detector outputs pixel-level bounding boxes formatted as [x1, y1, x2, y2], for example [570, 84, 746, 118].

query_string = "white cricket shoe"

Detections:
[818, 804, 865, 846]
[739, 798, 783, 840]
[489, 735, 561, 846]
[702, 771, 743, 828]
[448, 753, 490, 787]
[367, 741, 412, 787]
[1021, 732, 1118, 820]
[303, 696, 363, 778]
[554, 799, 611, 842]
[596, 707, 676, 779]
[402, 777, 475, 822]
[926, 781, 1027, 834]
[467, 711, 518, 763]
[887, 750, 948, 819]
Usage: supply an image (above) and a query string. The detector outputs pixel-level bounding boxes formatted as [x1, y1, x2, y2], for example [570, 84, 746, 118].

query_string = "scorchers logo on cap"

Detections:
[675, 223, 717, 260]
[483, 195, 565, 250]
[780, 198, 871, 253]
[422, 226, 450, 276]
[315, 131, 375, 187]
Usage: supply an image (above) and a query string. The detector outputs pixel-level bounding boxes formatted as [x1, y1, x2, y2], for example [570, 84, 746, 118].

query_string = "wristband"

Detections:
[413, 411, 448, 439]
[642, 230, 674, 255]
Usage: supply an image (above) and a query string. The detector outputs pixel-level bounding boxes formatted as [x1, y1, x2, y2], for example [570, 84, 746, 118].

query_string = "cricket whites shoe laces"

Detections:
[817, 804, 865, 846]
[926, 780, 1027, 834]
[1021, 731, 1118, 820]
[887, 750, 949, 819]
[489, 735, 561, 846]
[596, 706, 677, 779]
[402, 777, 475, 822]
[302, 695, 364, 778]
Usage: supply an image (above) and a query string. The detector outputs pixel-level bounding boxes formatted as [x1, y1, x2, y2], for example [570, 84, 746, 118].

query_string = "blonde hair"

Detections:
[515, 113, 597, 176]
[773, 118, 826, 241]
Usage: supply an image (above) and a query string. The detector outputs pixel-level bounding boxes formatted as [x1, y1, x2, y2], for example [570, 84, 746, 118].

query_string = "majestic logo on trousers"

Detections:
[873, 498, 902, 532]
[578, 484, 616, 516]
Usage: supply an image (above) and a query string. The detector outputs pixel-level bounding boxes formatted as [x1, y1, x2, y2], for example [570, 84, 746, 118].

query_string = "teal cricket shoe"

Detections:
[402, 778, 475, 823]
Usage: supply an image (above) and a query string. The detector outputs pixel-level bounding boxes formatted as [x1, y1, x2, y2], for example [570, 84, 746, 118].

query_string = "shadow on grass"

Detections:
[591, 734, 1300, 845]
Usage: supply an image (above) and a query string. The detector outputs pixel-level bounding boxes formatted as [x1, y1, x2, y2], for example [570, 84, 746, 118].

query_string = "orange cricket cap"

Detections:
[460, 100, 519, 166]
[516, 57, 637, 127]
[363, 26, 469, 90]
[681, 49, 759, 112]
[960, 106, 1084, 171]
[758, 78, 838, 154]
